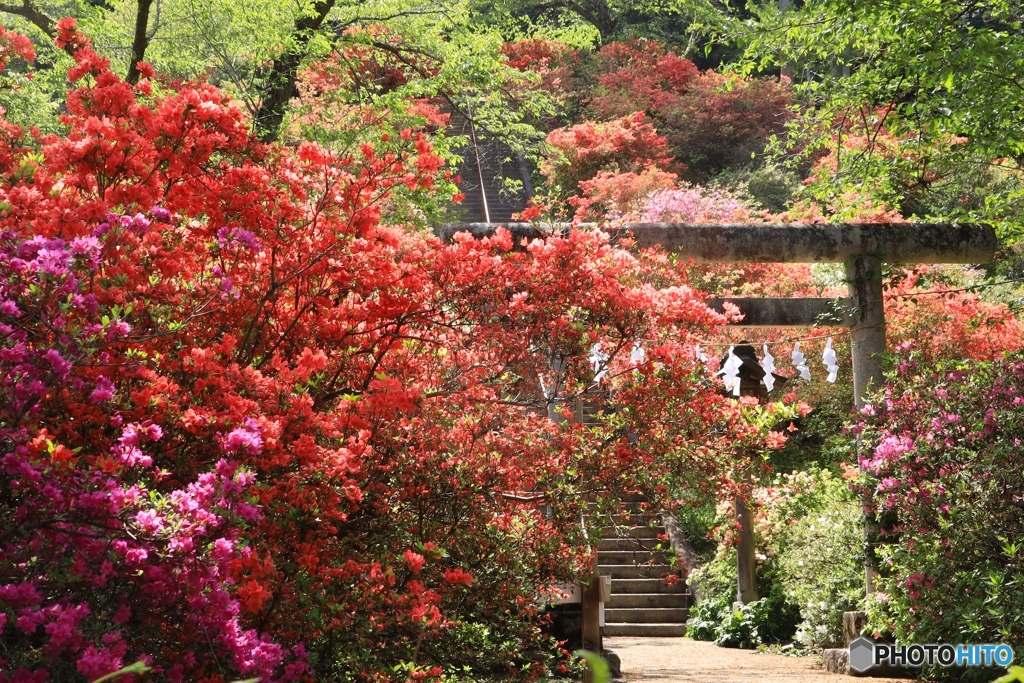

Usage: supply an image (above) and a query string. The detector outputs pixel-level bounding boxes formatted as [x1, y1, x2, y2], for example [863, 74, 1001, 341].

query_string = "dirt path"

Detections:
[605, 637, 907, 683]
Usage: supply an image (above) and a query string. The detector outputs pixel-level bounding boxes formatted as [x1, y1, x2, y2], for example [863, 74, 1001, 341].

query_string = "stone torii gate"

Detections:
[437, 221, 997, 662]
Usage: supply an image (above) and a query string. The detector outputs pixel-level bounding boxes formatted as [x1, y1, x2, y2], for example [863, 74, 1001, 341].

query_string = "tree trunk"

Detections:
[126, 0, 155, 84]
[252, 0, 336, 142]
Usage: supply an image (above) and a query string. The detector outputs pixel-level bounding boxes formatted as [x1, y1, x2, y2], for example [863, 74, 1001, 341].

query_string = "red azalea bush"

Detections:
[886, 273, 1024, 361]
[855, 354, 1024, 680]
[501, 38, 581, 116]
[565, 40, 792, 180]
[582, 39, 698, 122]
[292, 25, 451, 142]
[0, 26, 35, 71]
[0, 25, 767, 681]
[569, 167, 679, 222]
[655, 70, 792, 179]
[540, 112, 675, 201]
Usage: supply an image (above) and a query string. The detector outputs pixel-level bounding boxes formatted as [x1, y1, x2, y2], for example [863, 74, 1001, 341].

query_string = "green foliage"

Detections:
[687, 547, 801, 648]
[3, 0, 551, 148]
[993, 667, 1024, 683]
[90, 662, 152, 683]
[757, 468, 864, 650]
[0, 11, 73, 133]
[714, 164, 800, 213]
[713, 597, 785, 649]
[686, 590, 732, 641]
[768, 398, 852, 477]
[83, 0, 299, 96]
[468, 0, 735, 49]
[774, 483, 863, 648]
[690, 466, 865, 651]
[743, 0, 1024, 160]
[742, 0, 1024, 236]
[668, 499, 718, 557]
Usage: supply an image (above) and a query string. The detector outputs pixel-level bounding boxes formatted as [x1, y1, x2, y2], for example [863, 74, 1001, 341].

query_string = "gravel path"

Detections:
[605, 637, 908, 683]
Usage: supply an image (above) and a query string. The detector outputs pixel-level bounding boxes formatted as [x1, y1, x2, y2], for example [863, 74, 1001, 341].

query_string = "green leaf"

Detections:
[991, 666, 1024, 683]
[91, 661, 152, 683]
[574, 650, 610, 683]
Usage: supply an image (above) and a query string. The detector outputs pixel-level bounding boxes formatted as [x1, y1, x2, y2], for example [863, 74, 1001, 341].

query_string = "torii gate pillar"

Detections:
[845, 254, 886, 594]
[846, 254, 886, 407]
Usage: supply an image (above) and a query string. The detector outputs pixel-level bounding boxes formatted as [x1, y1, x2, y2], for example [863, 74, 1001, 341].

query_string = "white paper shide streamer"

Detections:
[718, 346, 742, 396]
[695, 344, 709, 363]
[630, 341, 646, 366]
[822, 337, 839, 383]
[760, 344, 776, 392]
[590, 343, 610, 383]
[791, 342, 811, 381]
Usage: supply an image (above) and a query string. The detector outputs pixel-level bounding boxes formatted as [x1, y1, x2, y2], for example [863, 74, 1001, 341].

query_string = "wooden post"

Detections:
[735, 491, 759, 603]
[581, 554, 601, 682]
[729, 345, 765, 604]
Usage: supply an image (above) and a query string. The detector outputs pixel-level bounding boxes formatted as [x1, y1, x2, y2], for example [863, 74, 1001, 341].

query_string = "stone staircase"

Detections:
[598, 509, 692, 637]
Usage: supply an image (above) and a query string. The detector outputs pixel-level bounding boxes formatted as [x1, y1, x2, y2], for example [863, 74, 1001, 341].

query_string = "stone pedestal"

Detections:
[824, 612, 910, 678]
[821, 648, 911, 678]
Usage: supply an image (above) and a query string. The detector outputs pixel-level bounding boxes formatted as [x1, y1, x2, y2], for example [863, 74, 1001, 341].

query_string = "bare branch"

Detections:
[1, 0, 58, 47]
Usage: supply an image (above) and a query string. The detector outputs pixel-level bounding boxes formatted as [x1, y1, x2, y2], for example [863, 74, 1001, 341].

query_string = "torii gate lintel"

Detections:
[439, 221, 997, 405]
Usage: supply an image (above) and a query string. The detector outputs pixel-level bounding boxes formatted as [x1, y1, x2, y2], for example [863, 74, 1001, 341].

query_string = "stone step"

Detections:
[598, 550, 672, 566]
[608, 578, 685, 594]
[598, 537, 665, 552]
[618, 500, 656, 513]
[603, 623, 687, 637]
[599, 564, 676, 580]
[602, 513, 659, 527]
[602, 525, 662, 540]
[605, 592, 692, 609]
[619, 493, 649, 503]
[605, 607, 689, 624]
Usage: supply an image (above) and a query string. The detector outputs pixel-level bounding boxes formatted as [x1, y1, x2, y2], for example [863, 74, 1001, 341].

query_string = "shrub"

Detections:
[583, 39, 698, 122]
[855, 354, 1024, 681]
[687, 592, 732, 641]
[714, 165, 801, 214]
[570, 167, 678, 222]
[657, 71, 792, 179]
[575, 40, 792, 180]
[775, 489, 863, 648]
[886, 269, 1024, 361]
[757, 468, 865, 649]
[687, 547, 800, 648]
[633, 183, 756, 223]
[540, 112, 675, 199]
[714, 597, 785, 649]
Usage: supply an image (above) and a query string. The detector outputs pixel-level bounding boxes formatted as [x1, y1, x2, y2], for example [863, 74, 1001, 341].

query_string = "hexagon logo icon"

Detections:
[849, 637, 876, 672]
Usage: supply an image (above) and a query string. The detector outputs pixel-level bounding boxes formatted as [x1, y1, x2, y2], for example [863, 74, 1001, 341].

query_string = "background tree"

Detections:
[742, 0, 1024, 238]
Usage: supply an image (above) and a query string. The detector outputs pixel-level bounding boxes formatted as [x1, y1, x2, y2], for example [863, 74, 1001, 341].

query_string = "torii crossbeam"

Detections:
[437, 222, 997, 406]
